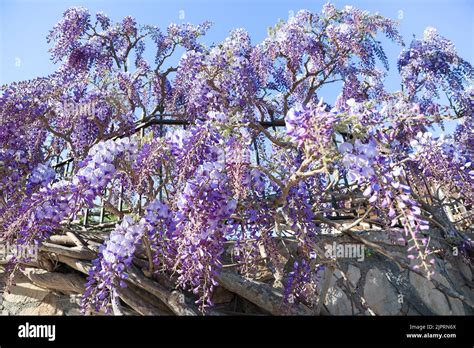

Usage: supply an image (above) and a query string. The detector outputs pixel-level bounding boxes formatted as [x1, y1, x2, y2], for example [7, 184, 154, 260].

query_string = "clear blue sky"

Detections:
[1, 0, 473, 100]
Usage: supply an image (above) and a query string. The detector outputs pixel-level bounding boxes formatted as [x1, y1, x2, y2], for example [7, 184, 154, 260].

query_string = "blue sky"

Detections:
[1, 0, 473, 101]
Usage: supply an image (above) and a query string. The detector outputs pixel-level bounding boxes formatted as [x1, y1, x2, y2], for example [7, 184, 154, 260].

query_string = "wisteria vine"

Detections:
[0, 3, 472, 313]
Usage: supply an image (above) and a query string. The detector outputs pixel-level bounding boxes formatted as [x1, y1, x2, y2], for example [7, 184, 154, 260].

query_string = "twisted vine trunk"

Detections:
[12, 232, 323, 316]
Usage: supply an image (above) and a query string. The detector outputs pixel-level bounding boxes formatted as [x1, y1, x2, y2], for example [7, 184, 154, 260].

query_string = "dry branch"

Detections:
[48, 235, 76, 246]
[216, 269, 314, 315]
[40, 242, 96, 260]
[116, 285, 169, 315]
[56, 255, 92, 274]
[126, 265, 199, 316]
[22, 267, 86, 293]
[123, 281, 174, 315]
[65, 231, 87, 248]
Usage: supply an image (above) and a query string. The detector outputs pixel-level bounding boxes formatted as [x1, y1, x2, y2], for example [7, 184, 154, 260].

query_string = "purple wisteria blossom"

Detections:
[82, 216, 147, 312]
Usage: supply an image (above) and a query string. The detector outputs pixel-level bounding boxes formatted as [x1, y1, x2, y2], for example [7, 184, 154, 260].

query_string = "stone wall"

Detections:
[321, 231, 473, 315]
